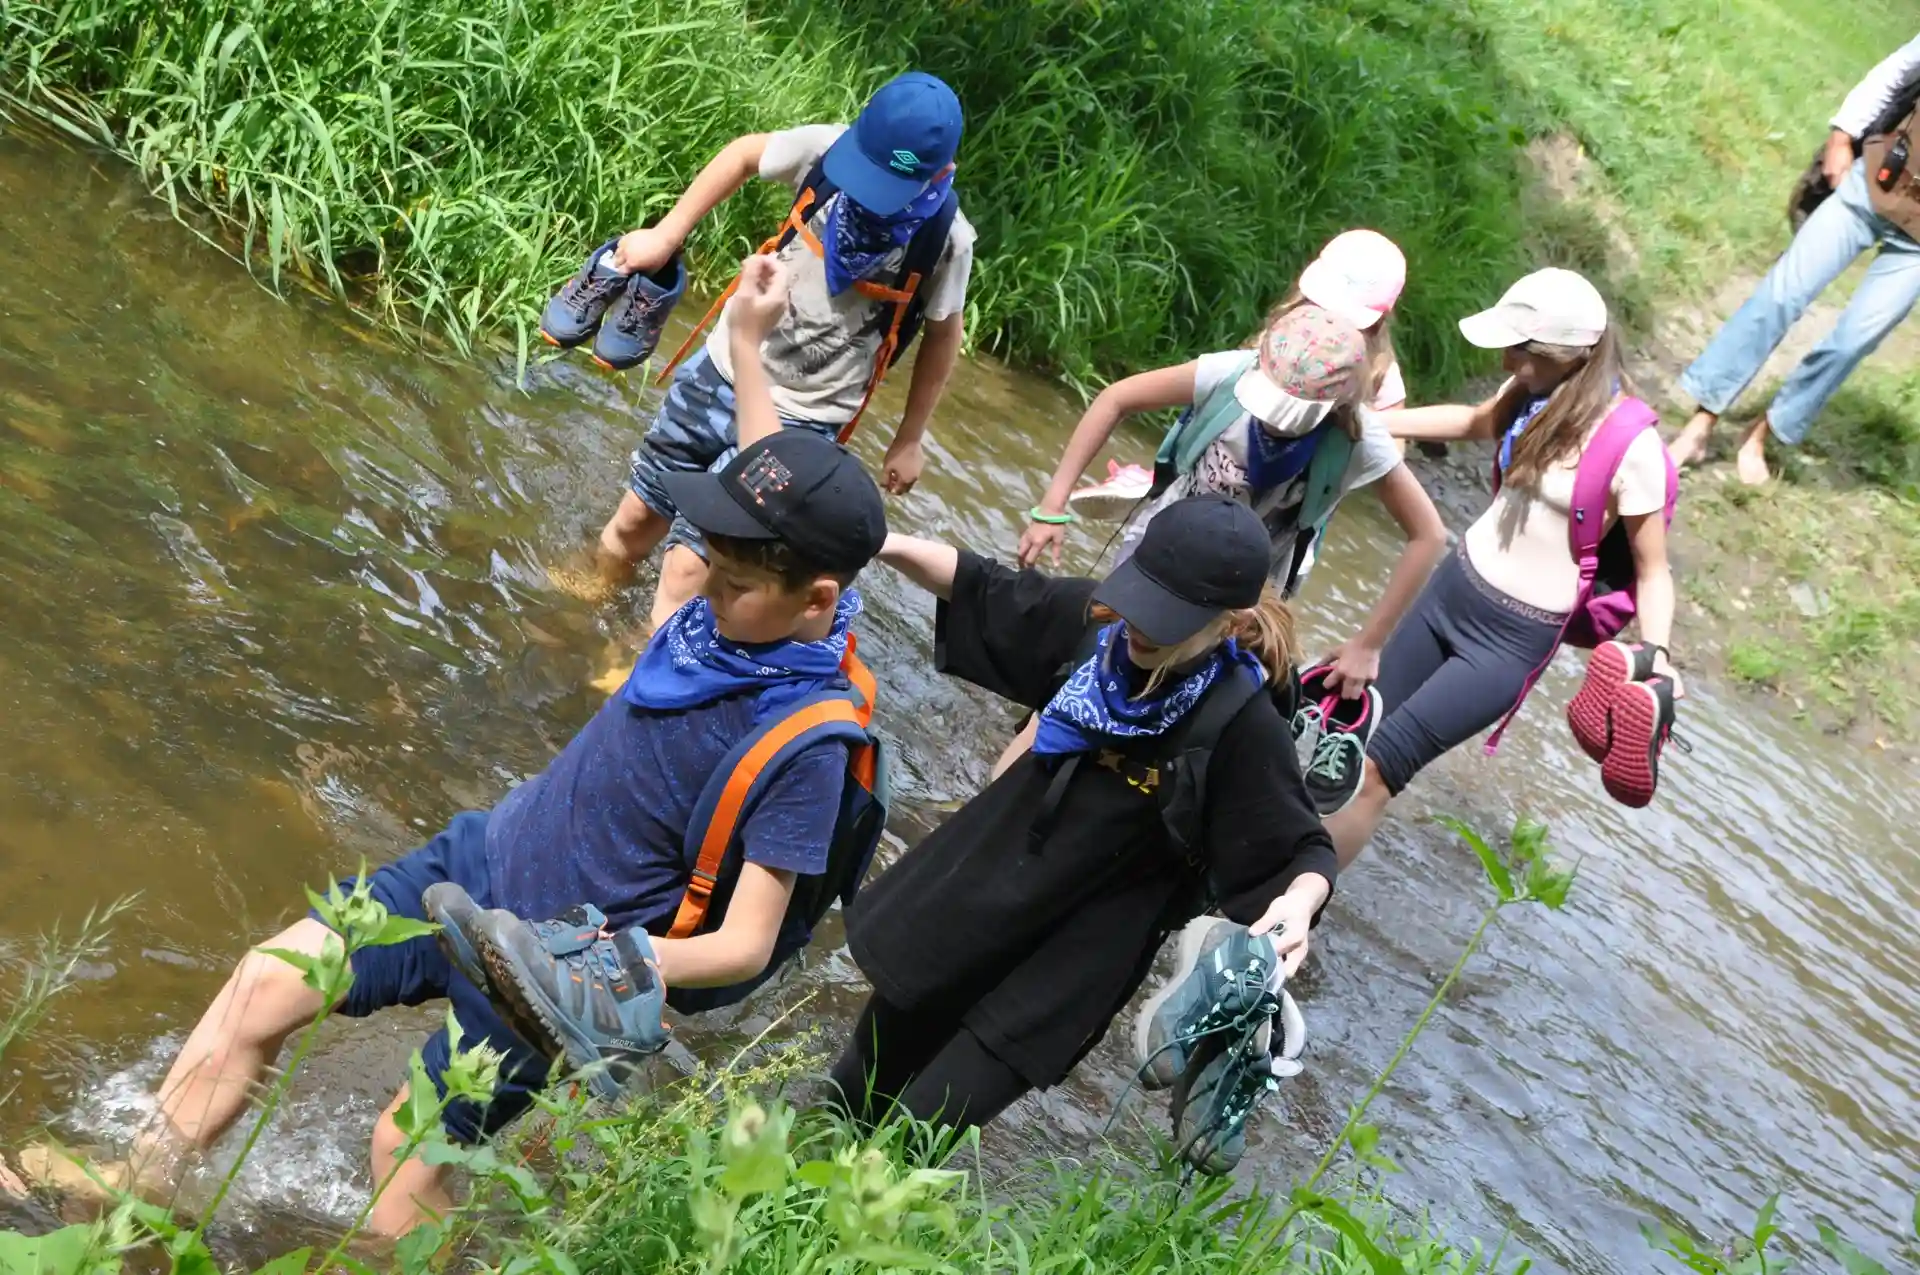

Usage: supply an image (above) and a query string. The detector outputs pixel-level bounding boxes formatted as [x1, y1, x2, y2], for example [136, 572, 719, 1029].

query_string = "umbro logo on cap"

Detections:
[889, 149, 921, 174]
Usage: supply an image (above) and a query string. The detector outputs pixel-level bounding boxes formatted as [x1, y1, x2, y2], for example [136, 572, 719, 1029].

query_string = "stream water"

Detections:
[0, 134, 1914, 1271]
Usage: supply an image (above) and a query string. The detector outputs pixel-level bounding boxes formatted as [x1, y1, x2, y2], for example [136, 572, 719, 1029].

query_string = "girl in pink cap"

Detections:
[1018, 230, 1445, 709]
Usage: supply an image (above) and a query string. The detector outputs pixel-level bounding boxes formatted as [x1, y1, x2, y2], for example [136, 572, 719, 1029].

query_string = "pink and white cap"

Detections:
[1297, 229, 1406, 331]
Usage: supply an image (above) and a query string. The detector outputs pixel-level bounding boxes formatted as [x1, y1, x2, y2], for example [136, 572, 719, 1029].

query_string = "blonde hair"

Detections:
[1091, 585, 1300, 694]
[1251, 288, 1396, 440]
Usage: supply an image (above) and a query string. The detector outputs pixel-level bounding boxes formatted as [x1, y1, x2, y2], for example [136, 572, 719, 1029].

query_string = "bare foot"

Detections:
[1667, 409, 1717, 468]
[1736, 418, 1773, 486]
[14, 1142, 177, 1210]
[0, 1154, 27, 1198]
[589, 627, 654, 696]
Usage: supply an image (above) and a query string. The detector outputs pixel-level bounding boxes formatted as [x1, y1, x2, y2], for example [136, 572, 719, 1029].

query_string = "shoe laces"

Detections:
[563, 271, 626, 319]
[1291, 703, 1327, 741]
[614, 277, 673, 335]
[1306, 729, 1364, 783]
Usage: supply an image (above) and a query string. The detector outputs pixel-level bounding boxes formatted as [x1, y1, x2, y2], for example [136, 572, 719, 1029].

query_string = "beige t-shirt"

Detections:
[706, 124, 977, 424]
[1464, 396, 1670, 613]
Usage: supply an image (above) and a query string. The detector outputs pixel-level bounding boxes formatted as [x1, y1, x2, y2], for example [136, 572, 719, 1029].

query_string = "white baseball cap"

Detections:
[1297, 229, 1406, 331]
[1458, 268, 1609, 349]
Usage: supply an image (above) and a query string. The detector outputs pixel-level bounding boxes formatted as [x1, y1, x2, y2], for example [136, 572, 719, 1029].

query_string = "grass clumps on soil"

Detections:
[0, 0, 1533, 392]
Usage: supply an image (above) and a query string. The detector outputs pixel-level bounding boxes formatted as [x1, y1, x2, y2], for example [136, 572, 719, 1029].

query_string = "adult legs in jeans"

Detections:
[1671, 160, 1919, 482]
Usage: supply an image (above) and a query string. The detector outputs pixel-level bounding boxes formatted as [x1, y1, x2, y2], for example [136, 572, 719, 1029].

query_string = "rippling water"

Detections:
[0, 134, 1914, 1270]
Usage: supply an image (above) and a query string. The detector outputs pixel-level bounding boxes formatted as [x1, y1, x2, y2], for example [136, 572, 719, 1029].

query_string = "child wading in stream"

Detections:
[58, 262, 897, 1236]
[1322, 267, 1684, 862]
[554, 71, 975, 633]
[831, 496, 1336, 1173]
[1015, 234, 1447, 808]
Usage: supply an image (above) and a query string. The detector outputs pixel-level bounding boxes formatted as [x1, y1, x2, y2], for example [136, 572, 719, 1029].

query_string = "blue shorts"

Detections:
[628, 349, 839, 559]
[316, 811, 551, 1144]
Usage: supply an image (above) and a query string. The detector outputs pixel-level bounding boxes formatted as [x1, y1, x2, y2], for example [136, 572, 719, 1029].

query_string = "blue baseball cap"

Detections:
[822, 72, 963, 216]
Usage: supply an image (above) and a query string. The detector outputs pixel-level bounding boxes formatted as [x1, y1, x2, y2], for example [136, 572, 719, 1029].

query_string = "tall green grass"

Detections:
[0, 0, 1538, 392]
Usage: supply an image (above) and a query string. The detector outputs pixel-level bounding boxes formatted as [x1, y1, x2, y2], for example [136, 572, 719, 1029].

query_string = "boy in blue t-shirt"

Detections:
[125, 266, 887, 1236]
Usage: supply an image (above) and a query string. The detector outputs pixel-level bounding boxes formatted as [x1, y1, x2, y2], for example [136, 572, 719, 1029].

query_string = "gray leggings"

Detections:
[1366, 547, 1566, 794]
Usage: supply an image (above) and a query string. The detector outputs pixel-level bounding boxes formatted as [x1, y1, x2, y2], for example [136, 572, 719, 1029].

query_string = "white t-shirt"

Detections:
[1118, 348, 1404, 581]
[1463, 392, 1671, 614]
[706, 124, 978, 424]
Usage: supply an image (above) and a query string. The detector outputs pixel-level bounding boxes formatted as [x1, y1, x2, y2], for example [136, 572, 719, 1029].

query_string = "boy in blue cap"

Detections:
[111, 266, 892, 1237]
[561, 72, 974, 632]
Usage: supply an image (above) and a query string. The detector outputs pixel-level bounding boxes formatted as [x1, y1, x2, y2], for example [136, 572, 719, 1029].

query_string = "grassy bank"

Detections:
[2, 0, 1916, 724]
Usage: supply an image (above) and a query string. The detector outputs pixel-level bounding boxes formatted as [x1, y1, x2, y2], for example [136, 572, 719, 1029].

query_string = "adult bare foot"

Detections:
[1667, 409, 1717, 468]
[1736, 418, 1773, 486]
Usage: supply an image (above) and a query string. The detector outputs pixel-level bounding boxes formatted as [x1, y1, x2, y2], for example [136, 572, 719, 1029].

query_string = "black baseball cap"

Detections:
[663, 431, 887, 578]
[1093, 495, 1270, 645]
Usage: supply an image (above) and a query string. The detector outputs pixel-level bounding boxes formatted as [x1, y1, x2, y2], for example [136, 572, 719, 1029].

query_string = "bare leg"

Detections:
[990, 716, 1038, 781]
[1321, 759, 1392, 871]
[1667, 408, 1717, 468]
[1736, 416, 1774, 485]
[367, 1086, 454, 1237]
[649, 544, 709, 631]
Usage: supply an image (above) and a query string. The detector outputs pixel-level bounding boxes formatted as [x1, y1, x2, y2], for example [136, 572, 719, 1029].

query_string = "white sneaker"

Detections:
[1067, 460, 1153, 522]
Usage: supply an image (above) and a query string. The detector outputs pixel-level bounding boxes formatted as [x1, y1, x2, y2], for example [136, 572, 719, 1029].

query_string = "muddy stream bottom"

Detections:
[0, 135, 1914, 1271]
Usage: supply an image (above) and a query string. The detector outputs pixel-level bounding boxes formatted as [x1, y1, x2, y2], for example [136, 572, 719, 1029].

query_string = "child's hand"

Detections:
[726, 254, 790, 341]
[613, 226, 678, 274]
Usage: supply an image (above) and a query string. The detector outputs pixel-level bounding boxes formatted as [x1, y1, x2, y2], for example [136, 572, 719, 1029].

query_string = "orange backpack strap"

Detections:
[666, 649, 877, 940]
[653, 189, 820, 387]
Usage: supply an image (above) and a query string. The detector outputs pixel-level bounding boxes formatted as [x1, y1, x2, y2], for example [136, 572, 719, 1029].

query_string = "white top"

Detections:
[706, 124, 978, 424]
[1463, 392, 1671, 614]
[1832, 34, 1920, 137]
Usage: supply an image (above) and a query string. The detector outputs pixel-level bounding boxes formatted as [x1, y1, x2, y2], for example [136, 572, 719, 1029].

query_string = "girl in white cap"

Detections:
[1317, 268, 1683, 860]
[1017, 230, 1447, 707]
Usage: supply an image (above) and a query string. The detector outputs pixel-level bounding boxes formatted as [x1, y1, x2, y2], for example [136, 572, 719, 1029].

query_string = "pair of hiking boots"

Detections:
[1133, 916, 1307, 1176]
[1567, 640, 1683, 807]
[424, 886, 671, 1102]
[539, 239, 688, 372]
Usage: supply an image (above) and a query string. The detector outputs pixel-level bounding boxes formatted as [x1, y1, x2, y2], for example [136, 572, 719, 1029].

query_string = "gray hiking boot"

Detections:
[1133, 916, 1284, 1091]
[591, 252, 687, 371]
[422, 882, 493, 994]
[540, 239, 630, 348]
[1169, 987, 1306, 1176]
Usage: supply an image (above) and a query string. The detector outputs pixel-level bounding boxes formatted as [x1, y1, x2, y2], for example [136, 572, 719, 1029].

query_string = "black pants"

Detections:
[826, 992, 1031, 1133]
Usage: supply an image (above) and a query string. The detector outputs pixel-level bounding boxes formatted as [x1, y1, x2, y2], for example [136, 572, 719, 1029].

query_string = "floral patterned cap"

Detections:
[1233, 303, 1369, 436]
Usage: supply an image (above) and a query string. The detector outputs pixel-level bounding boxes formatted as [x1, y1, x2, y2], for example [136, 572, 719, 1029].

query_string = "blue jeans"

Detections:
[628, 350, 836, 558]
[1680, 159, 1920, 445]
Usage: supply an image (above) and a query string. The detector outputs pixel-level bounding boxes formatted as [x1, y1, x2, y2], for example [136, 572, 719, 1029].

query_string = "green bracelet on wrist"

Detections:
[1029, 507, 1077, 526]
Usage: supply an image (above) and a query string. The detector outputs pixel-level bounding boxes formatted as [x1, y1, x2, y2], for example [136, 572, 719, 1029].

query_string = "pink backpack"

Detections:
[1485, 397, 1677, 752]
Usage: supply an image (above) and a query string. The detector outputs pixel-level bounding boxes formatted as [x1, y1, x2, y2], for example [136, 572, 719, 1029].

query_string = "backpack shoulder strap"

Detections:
[666, 650, 877, 940]
[1567, 397, 1667, 562]
[1155, 669, 1263, 861]
[1155, 351, 1257, 490]
[654, 158, 837, 386]
[888, 190, 961, 366]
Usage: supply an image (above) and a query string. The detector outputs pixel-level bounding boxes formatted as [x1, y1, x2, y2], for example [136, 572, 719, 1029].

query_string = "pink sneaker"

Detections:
[1067, 460, 1154, 522]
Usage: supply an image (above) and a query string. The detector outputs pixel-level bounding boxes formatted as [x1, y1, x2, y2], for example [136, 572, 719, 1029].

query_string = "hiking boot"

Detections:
[1133, 916, 1283, 1090]
[540, 240, 631, 348]
[591, 253, 688, 372]
[1601, 674, 1679, 808]
[1302, 685, 1381, 816]
[1067, 460, 1154, 522]
[422, 881, 492, 994]
[1168, 989, 1306, 1176]
[1567, 640, 1659, 762]
[472, 903, 670, 1102]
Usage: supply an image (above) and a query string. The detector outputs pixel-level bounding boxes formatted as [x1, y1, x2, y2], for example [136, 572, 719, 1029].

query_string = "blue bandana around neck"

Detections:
[1497, 381, 1624, 474]
[1243, 417, 1326, 494]
[621, 591, 860, 721]
[823, 172, 954, 298]
[1031, 622, 1265, 760]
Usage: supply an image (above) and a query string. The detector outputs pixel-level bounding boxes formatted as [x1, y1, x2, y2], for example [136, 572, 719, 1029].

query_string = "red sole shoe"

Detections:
[1601, 678, 1671, 808]
[1568, 641, 1639, 762]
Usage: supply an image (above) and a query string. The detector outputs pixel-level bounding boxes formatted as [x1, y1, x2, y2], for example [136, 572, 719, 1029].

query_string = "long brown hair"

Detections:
[1091, 586, 1300, 692]
[1251, 289, 1397, 440]
[1501, 326, 1629, 488]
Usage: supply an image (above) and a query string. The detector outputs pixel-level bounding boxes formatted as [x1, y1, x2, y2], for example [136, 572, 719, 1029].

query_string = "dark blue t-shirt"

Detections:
[483, 689, 845, 943]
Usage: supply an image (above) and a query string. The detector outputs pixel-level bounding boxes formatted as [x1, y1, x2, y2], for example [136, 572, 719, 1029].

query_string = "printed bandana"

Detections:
[622, 591, 860, 721]
[1032, 622, 1265, 759]
[823, 172, 954, 297]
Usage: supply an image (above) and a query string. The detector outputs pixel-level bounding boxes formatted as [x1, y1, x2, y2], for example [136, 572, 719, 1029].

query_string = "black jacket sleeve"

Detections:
[934, 550, 1101, 710]
[1202, 701, 1339, 924]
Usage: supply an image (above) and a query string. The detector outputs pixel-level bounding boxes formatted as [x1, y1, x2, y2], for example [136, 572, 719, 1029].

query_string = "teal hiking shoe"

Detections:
[1133, 916, 1284, 1091]
[591, 253, 687, 371]
[422, 882, 493, 994]
[1169, 987, 1306, 1176]
[472, 903, 671, 1102]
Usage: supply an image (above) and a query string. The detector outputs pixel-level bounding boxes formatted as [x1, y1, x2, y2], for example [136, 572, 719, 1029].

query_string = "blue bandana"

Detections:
[1243, 417, 1325, 494]
[1496, 392, 1553, 474]
[621, 591, 860, 721]
[1031, 622, 1266, 759]
[822, 173, 954, 298]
